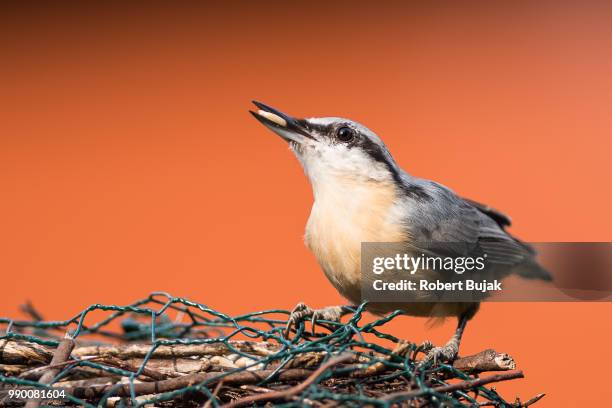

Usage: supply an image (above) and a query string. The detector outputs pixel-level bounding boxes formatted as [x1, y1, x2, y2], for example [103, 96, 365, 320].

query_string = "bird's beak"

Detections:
[249, 101, 315, 143]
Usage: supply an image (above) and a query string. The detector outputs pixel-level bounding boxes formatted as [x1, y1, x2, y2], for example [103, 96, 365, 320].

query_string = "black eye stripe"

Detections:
[299, 119, 433, 202]
[359, 139, 389, 165]
[296, 120, 327, 134]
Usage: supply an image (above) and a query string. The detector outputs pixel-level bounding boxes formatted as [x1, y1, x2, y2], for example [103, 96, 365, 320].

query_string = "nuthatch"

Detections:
[250, 101, 550, 363]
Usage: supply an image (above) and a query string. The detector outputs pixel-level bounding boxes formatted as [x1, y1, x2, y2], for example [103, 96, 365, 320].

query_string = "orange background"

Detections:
[1, 2, 611, 406]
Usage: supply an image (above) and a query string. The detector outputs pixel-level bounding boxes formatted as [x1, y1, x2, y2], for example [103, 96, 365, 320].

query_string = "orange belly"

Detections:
[305, 178, 405, 304]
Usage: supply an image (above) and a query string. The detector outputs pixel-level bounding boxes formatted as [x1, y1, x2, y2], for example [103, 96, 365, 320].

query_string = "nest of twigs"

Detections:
[0, 294, 544, 407]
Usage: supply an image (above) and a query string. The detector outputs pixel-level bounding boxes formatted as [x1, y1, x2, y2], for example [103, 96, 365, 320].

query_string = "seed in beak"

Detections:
[258, 110, 287, 127]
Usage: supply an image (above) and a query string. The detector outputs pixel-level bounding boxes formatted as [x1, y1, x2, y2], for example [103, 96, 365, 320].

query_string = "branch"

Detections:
[381, 370, 525, 402]
[452, 349, 516, 374]
[72, 341, 278, 359]
[0, 339, 53, 365]
[1, 340, 516, 376]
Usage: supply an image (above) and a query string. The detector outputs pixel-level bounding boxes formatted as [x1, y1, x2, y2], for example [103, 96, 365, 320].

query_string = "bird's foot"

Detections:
[419, 340, 459, 367]
[284, 303, 345, 337]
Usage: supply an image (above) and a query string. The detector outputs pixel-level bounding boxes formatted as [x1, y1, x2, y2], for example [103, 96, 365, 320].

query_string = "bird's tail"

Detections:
[512, 240, 553, 281]
[515, 259, 552, 281]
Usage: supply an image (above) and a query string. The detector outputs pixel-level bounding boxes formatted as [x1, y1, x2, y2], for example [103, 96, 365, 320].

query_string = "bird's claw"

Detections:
[419, 341, 459, 367]
[284, 303, 344, 338]
[418, 340, 434, 353]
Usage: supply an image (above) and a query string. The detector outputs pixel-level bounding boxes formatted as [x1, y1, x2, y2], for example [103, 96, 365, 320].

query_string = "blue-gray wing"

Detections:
[462, 197, 512, 228]
[401, 180, 549, 280]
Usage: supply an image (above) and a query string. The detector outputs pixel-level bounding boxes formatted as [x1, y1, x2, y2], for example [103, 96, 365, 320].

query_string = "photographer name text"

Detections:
[372, 279, 502, 292]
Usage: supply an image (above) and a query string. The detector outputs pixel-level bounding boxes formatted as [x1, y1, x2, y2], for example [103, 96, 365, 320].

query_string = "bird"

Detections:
[249, 101, 551, 364]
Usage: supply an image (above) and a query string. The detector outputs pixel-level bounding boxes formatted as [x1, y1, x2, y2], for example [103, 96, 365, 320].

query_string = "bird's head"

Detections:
[250, 101, 399, 191]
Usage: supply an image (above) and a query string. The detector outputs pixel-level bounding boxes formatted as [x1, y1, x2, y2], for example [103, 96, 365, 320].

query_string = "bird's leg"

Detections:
[420, 314, 469, 366]
[285, 302, 352, 337]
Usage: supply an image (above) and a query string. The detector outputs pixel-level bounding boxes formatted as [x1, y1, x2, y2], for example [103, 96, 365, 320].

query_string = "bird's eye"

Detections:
[336, 126, 355, 142]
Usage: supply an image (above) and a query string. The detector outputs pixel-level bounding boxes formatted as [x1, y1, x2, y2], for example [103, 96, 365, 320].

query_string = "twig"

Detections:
[20, 301, 44, 322]
[24, 333, 75, 408]
[353, 340, 410, 377]
[19, 356, 102, 379]
[238, 385, 275, 393]
[381, 371, 524, 402]
[202, 380, 224, 408]
[516, 393, 546, 407]
[55, 376, 119, 389]
[98, 356, 169, 381]
[0, 364, 27, 375]
[220, 354, 353, 408]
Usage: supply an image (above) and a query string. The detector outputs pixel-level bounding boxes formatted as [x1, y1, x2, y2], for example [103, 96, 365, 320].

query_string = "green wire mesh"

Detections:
[0, 293, 516, 407]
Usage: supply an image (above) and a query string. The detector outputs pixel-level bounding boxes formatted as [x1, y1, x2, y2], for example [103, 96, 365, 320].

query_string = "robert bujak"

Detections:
[372, 279, 503, 293]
